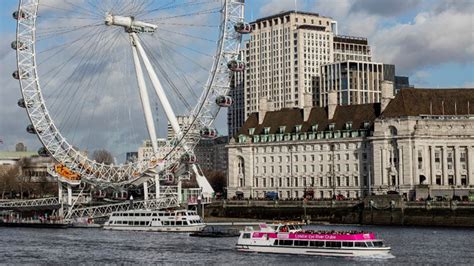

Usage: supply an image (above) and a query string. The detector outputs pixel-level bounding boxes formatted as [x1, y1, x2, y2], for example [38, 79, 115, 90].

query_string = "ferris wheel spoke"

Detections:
[139, 0, 217, 16]
[47, 28, 114, 122]
[158, 44, 200, 102]
[36, 23, 102, 41]
[38, 27, 102, 58]
[40, 27, 107, 95]
[153, 21, 218, 28]
[140, 38, 193, 111]
[146, 8, 221, 23]
[157, 28, 216, 43]
[62, 0, 104, 18]
[155, 37, 213, 71]
[39, 3, 100, 19]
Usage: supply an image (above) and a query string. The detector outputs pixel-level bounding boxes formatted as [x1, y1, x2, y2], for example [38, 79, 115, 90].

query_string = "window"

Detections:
[448, 175, 454, 185]
[447, 149, 454, 170]
[279, 240, 293, 246]
[355, 242, 367, 248]
[342, 242, 354, 247]
[460, 149, 467, 170]
[435, 150, 441, 170]
[294, 240, 308, 247]
[326, 241, 342, 248]
[372, 241, 384, 247]
[310, 241, 324, 247]
[436, 175, 442, 185]
[243, 233, 251, 239]
[417, 150, 423, 169]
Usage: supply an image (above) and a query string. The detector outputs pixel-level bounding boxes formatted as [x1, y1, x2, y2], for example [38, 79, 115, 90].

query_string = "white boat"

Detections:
[236, 223, 391, 257]
[103, 209, 205, 232]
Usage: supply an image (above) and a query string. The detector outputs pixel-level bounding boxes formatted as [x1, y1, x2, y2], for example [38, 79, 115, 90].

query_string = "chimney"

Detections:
[328, 91, 337, 120]
[303, 92, 313, 121]
[381, 80, 395, 112]
[258, 97, 269, 124]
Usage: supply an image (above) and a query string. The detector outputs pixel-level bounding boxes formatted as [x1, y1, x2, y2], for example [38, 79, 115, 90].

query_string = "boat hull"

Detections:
[103, 224, 205, 232]
[236, 244, 391, 257]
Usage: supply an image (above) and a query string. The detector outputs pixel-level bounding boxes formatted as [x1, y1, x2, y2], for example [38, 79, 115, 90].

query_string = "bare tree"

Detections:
[202, 169, 226, 193]
[92, 149, 115, 165]
[0, 166, 19, 199]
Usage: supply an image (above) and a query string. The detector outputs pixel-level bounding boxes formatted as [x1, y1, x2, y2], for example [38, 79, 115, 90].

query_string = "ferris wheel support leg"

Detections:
[130, 33, 182, 138]
[177, 180, 182, 204]
[130, 35, 159, 153]
[155, 175, 160, 199]
[143, 181, 149, 202]
[67, 185, 73, 206]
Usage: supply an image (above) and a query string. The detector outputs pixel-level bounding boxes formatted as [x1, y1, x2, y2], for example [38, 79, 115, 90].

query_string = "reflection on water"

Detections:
[0, 224, 473, 264]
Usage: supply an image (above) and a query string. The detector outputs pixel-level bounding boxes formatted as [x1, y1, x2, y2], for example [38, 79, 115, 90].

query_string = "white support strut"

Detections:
[130, 35, 159, 153]
[130, 33, 182, 138]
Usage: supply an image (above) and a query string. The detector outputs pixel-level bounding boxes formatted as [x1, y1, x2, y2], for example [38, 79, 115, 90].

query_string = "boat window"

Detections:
[140, 221, 145, 226]
[243, 233, 251, 239]
[372, 241, 384, 247]
[123, 213, 128, 216]
[146, 213, 151, 216]
[309, 241, 324, 247]
[146, 222, 150, 226]
[280, 240, 293, 246]
[366, 241, 374, 247]
[294, 240, 308, 247]
[325, 241, 342, 248]
[342, 242, 354, 247]
[152, 213, 157, 217]
[159, 213, 164, 216]
[176, 221, 182, 226]
[355, 242, 367, 248]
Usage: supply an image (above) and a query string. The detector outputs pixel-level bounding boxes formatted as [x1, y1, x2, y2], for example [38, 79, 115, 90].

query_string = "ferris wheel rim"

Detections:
[14, 0, 244, 186]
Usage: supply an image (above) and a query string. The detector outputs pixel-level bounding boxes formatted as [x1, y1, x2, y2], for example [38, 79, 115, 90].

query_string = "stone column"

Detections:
[455, 146, 461, 185]
[468, 146, 474, 185]
[442, 146, 448, 186]
[430, 146, 435, 185]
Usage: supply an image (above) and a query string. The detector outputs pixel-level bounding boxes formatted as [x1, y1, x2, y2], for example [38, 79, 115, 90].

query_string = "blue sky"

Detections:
[0, 0, 473, 155]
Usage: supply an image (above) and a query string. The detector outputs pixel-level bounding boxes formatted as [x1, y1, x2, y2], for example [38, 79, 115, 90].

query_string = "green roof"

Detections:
[0, 151, 38, 160]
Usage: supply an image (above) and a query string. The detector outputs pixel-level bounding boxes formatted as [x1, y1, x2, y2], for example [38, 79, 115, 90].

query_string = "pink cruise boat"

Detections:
[236, 223, 391, 257]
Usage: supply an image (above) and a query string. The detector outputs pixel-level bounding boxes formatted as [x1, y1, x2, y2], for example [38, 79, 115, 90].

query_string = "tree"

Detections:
[202, 169, 226, 193]
[0, 165, 19, 199]
[92, 149, 115, 165]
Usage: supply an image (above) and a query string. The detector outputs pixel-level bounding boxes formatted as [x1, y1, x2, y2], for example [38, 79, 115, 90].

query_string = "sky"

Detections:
[0, 0, 473, 159]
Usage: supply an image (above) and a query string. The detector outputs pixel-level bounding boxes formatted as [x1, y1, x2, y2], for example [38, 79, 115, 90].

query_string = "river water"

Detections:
[0, 224, 473, 264]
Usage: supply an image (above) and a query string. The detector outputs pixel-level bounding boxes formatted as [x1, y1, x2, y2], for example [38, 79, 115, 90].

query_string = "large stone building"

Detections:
[244, 11, 338, 116]
[194, 136, 229, 174]
[227, 88, 474, 200]
[228, 50, 246, 137]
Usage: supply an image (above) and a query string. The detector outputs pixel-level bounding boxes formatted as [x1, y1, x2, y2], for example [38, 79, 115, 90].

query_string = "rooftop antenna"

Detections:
[468, 101, 470, 115]
[430, 101, 433, 115]
[455, 101, 457, 115]
[442, 100, 445, 115]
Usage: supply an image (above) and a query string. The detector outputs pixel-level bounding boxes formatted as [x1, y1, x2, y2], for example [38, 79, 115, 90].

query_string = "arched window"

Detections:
[237, 156, 245, 187]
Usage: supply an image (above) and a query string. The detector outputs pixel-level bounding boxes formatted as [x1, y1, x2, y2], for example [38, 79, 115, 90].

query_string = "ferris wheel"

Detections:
[12, 0, 250, 188]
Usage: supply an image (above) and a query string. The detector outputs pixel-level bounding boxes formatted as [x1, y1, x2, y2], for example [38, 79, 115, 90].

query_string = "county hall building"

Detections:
[227, 87, 474, 200]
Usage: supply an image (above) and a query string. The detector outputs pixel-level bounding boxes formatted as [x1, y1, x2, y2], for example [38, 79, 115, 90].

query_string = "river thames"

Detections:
[0, 224, 473, 264]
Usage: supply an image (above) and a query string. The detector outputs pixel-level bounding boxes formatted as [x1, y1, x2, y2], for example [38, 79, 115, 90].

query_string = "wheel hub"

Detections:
[104, 13, 157, 33]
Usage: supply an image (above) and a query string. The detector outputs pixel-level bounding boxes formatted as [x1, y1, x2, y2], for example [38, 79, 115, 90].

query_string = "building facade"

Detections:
[317, 61, 395, 106]
[244, 11, 337, 117]
[333, 35, 372, 62]
[194, 136, 229, 174]
[228, 50, 246, 137]
[227, 88, 474, 200]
